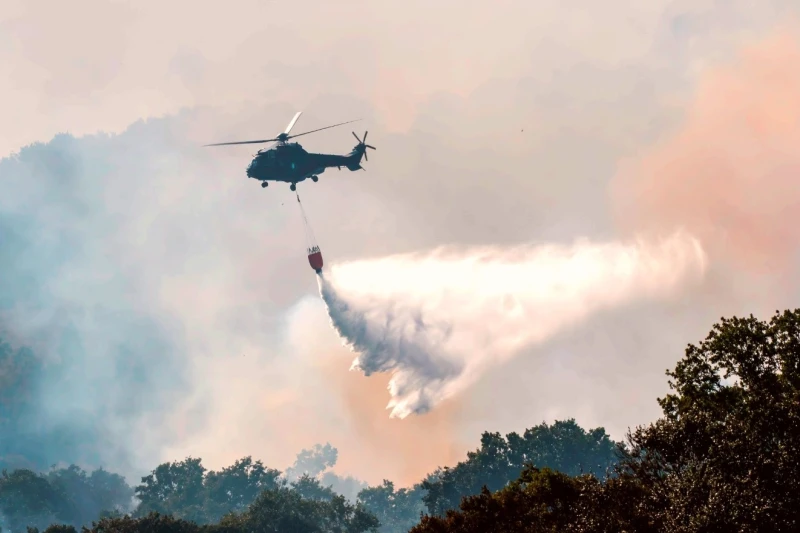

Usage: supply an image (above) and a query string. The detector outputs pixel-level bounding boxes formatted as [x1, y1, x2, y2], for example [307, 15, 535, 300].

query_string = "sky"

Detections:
[2, 0, 800, 488]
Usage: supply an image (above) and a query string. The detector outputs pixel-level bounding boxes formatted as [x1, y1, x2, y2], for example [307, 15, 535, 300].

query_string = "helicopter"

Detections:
[203, 111, 376, 191]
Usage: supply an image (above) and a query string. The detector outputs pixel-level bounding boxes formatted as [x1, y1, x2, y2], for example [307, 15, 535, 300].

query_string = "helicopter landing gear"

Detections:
[290, 183, 296, 191]
[311, 175, 318, 182]
[261, 182, 268, 188]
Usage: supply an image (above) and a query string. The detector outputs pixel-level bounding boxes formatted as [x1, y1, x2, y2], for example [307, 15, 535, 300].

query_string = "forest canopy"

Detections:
[3, 309, 800, 532]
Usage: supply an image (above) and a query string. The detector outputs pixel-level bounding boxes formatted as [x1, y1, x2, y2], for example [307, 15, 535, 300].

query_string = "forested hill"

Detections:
[4, 309, 800, 532]
[0, 414, 619, 532]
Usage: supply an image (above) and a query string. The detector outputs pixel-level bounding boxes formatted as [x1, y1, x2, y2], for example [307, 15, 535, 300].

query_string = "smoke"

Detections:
[0, 133, 192, 475]
[318, 231, 708, 418]
[611, 25, 800, 307]
[3, 0, 798, 489]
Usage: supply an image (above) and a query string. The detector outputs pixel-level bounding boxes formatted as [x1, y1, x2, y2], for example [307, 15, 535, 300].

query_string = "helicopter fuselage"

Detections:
[246, 142, 365, 186]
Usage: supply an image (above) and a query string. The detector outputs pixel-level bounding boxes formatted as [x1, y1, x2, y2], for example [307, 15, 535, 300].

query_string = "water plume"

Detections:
[318, 231, 708, 418]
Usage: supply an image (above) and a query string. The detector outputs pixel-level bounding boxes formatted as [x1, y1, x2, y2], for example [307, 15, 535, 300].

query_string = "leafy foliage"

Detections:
[8, 310, 800, 532]
[46, 465, 133, 526]
[286, 443, 339, 481]
[202, 457, 283, 521]
[0, 468, 63, 532]
[133, 456, 285, 524]
[218, 488, 379, 533]
[622, 309, 800, 532]
[134, 457, 208, 522]
[0, 465, 132, 533]
[357, 480, 426, 533]
[411, 464, 660, 533]
[421, 419, 621, 516]
[82, 512, 204, 533]
[411, 310, 800, 532]
[291, 474, 338, 502]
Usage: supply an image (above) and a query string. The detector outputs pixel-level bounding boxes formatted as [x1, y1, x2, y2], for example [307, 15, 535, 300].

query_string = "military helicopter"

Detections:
[203, 111, 376, 191]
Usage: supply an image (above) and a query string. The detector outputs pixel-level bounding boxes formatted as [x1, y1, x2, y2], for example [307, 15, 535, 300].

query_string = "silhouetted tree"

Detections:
[410, 310, 800, 532]
[82, 512, 202, 533]
[291, 474, 337, 502]
[357, 480, 426, 533]
[421, 419, 621, 515]
[0, 468, 63, 532]
[285, 443, 338, 481]
[623, 309, 800, 532]
[11, 310, 800, 532]
[217, 487, 379, 533]
[202, 456, 282, 522]
[134, 458, 207, 522]
[46, 465, 132, 527]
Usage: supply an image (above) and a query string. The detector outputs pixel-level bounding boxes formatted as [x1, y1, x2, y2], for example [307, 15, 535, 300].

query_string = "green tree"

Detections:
[285, 444, 338, 480]
[412, 466, 587, 533]
[82, 512, 203, 533]
[0, 464, 132, 531]
[421, 420, 620, 515]
[357, 480, 426, 533]
[623, 310, 800, 532]
[218, 487, 379, 533]
[202, 456, 282, 522]
[46, 465, 133, 527]
[291, 474, 337, 502]
[134, 458, 207, 522]
[44, 526, 78, 533]
[0, 469, 64, 532]
[411, 464, 656, 533]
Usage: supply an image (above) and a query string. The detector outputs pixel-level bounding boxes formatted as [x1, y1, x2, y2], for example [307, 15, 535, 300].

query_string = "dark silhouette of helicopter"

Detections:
[203, 111, 376, 191]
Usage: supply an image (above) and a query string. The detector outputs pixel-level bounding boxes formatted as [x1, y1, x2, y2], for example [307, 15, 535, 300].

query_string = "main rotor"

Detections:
[203, 111, 361, 149]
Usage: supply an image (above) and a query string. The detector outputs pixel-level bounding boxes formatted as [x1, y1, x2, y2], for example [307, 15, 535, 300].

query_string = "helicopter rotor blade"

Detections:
[361, 131, 375, 149]
[352, 131, 362, 143]
[204, 118, 362, 148]
[203, 138, 278, 147]
[284, 111, 302, 135]
[287, 119, 362, 140]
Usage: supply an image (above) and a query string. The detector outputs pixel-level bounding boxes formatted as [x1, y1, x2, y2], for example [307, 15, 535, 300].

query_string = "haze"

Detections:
[2, 0, 800, 488]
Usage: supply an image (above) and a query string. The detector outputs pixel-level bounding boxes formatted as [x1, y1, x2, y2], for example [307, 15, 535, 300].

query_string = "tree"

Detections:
[285, 444, 338, 481]
[46, 465, 133, 527]
[82, 512, 203, 533]
[357, 480, 426, 533]
[45, 526, 78, 533]
[0, 469, 63, 532]
[202, 456, 282, 522]
[421, 420, 621, 515]
[412, 466, 588, 533]
[218, 487, 379, 533]
[623, 309, 800, 532]
[134, 458, 207, 522]
[411, 464, 658, 533]
[291, 474, 338, 502]
[410, 310, 800, 532]
[0, 464, 133, 532]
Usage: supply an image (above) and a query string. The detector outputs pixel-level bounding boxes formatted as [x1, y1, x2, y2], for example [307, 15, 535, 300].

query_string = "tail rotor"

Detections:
[352, 131, 376, 162]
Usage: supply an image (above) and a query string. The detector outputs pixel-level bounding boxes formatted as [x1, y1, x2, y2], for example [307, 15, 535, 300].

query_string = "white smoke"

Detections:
[318, 230, 708, 419]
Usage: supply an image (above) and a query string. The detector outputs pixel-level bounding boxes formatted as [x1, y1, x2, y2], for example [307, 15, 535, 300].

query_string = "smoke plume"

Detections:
[318, 231, 708, 418]
[612, 27, 800, 279]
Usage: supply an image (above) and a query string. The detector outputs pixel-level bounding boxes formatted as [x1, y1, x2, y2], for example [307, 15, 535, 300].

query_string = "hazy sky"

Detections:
[2, 0, 800, 487]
